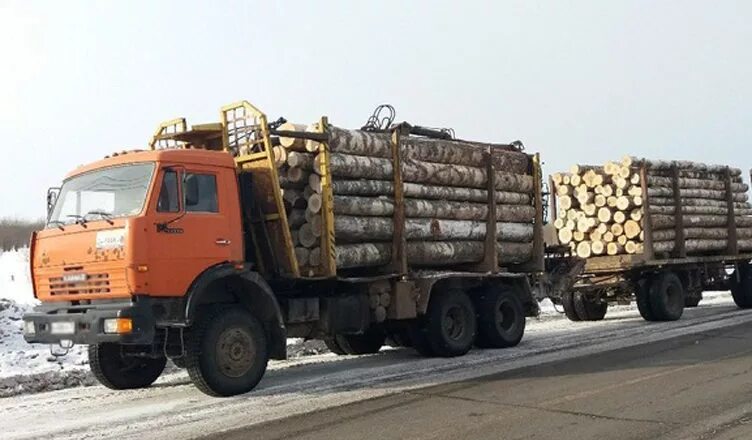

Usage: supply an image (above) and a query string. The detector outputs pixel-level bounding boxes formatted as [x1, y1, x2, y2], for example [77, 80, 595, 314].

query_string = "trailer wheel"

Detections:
[561, 291, 581, 322]
[88, 343, 166, 390]
[418, 288, 477, 357]
[731, 264, 752, 308]
[635, 278, 657, 321]
[475, 288, 526, 348]
[573, 292, 607, 321]
[323, 337, 347, 355]
[334, 328, 386, 355]
[648, 272, 684, 321]
[186, 305, 269, 397]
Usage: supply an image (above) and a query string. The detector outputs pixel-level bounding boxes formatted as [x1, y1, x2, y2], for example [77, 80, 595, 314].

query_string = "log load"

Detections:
[552, 156, 752, 258]
[276, 122, 537, 274]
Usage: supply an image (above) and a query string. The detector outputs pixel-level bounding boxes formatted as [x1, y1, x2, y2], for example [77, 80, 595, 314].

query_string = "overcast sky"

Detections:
[1, 0, 750, 219]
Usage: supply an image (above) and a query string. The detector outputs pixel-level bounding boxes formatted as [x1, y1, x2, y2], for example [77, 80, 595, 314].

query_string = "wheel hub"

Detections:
[216, 327, 255, 378]
[443, 306, 466, 341]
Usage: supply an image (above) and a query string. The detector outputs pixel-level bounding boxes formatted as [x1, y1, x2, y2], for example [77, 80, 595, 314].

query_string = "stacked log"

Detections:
[280, 124, 537, 272]
[552, 156, 752, 258]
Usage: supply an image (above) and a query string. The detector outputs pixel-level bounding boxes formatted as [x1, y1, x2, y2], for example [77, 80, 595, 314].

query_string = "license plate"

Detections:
[50, 321, 75, 335]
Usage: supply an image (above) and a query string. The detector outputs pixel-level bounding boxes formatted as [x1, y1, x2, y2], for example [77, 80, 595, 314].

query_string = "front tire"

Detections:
[186, 306, 269, 397]
[475, 288, 526, 348]
[88, 343, 166, 390]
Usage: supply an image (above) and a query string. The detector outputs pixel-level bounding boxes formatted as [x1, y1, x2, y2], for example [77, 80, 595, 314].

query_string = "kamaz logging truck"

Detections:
[23, 100, 546, 396]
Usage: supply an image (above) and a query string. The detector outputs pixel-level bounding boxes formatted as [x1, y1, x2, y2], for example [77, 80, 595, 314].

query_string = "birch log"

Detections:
[647, 175, 748, 192]
[647, 187, 748, 202]
[333, 216, 534, 242]
[279, 122, 308, 151]
[651, 214, 752, 229]
[322, 152, 535, 192]
[652, 227, 752, 241]
[329, 179, 531, 204]
[653, 239, 752, 254]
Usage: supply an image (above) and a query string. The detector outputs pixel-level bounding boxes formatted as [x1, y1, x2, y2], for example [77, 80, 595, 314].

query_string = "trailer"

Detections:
[546, 161, 752, 322]
[23, 100, 546, 397]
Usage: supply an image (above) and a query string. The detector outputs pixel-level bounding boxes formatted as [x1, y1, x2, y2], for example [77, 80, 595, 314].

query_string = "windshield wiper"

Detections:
[84, 210, 115, 225]
[47, 220, 66, 230]
[65, 214, 88, 227]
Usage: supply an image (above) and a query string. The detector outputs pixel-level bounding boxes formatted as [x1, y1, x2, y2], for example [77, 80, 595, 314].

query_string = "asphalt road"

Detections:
[212, 323, 752, 440]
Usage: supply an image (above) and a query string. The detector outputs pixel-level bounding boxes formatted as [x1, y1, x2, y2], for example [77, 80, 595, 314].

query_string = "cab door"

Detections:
[147, 165, 241, 296]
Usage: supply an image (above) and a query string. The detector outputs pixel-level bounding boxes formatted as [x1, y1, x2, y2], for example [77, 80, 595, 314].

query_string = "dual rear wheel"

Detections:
[561, 290, 607, 322]
[409, 287, 526, 357]
[636, 272, 684, 321]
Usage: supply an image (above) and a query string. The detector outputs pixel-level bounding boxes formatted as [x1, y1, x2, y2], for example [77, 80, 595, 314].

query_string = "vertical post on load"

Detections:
[639, 162, 655, 260]
[389, 126, 408, 275]
[724, 167, 738, 256]
[531, 153, 545, 271]
[472, 147, 498, 272]
[317, 117, 338, 277]
[670, 165, 686, 258]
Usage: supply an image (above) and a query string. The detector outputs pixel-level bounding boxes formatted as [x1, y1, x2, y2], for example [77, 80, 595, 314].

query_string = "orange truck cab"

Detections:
[24, 101, 542, 397]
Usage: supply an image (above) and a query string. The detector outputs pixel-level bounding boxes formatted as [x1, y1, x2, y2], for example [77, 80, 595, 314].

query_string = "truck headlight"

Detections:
[23, 321, 36, 335]
[103, 318, 133, 334]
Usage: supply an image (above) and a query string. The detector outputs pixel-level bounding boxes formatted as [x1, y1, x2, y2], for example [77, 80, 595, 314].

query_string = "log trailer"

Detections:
[545, 160, 752, 322]
[23, 100, 546, 397]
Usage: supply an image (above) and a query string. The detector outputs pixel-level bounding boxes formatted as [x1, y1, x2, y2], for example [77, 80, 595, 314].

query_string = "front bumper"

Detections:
[23, 297, 157, 345]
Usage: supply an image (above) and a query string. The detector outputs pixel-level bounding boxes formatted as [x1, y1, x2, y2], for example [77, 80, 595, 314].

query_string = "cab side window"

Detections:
[157, 170, 179, 212]
[184, 173, 218, 213]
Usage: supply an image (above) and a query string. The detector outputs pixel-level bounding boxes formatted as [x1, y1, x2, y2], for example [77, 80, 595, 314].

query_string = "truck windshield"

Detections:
[48, 163, 155, 226]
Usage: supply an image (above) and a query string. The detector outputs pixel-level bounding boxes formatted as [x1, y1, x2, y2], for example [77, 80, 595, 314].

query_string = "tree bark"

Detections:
[648, 197, 751, 209]
[322, 152, 535, 192]
[333, 216, 534, 242]
[652, 227, 752, 241]
[328, 179, 531, 204]
[631, 157, 742, 176]
[649, 205, 752, 216]
[651, 214, 752, 229]
[327, 125, 530, 173]
[287, 151, 315, 170]
[647, 187, 748, 202]
[334, 240, 533, 269]
[647, 175, 748, 192]
[653, 239, 752, 254]
[332, 195, 535, 222]
[287, 209, 306, 228]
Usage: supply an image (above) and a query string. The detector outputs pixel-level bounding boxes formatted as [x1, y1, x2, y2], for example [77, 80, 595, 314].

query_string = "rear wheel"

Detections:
[186, 305, 269, 397]
[648, 272, 685, 321]
[635, 277, 657, 321]
[414, 289, 477, 357]
[573, 292, 607, 321]
[731, 263, 752, 308]
[88, 343, 166, 390]
[475, 288, 526, 348]
[334, 328, 386, 355]
[561, 290, 581, 322]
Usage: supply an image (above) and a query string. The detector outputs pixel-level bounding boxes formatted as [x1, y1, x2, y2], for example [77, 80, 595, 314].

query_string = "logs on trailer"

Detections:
[552, 156, 752, 258]
[277, 123, 537, 273]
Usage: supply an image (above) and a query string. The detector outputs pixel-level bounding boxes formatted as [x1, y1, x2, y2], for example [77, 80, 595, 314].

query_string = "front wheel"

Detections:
[88, 343, 166, 390]
[186, 305, 269, 397]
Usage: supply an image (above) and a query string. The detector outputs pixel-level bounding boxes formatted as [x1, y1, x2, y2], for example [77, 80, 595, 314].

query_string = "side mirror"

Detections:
[46, 187, 60, 218]
[184, 175, 199, 207]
